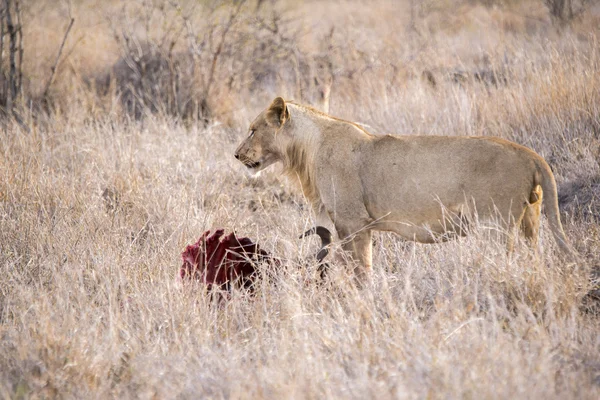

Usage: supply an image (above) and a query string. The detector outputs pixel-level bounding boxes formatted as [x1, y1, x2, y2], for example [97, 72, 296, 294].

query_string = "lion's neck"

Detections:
[281, 105, 324, 205]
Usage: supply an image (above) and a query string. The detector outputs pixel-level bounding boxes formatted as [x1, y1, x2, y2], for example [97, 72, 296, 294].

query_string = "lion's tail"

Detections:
[300, 226, 333, 262]
[535, 159, 575, 258]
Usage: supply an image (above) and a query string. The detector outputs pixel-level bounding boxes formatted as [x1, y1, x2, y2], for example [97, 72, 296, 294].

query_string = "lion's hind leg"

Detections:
[520, 184, 543, 248]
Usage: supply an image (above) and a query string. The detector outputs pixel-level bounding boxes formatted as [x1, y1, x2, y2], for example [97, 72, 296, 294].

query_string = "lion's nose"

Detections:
[234, 153, 240, 160]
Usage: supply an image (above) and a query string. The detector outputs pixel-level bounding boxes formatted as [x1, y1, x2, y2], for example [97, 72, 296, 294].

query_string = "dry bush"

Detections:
[88, 0, 345, 123]
[1, 0, 600, 398]
[544, 0, 591, 23]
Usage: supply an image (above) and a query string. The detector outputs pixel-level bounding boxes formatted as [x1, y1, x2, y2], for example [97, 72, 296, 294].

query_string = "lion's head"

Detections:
[234, 97, 290, 173]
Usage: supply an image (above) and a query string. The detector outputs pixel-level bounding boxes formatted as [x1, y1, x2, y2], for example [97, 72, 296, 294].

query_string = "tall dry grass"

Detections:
[1, 0, 600, 398]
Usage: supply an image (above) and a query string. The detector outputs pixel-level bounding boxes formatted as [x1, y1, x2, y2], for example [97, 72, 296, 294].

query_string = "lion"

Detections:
[234, 97, 574, 282]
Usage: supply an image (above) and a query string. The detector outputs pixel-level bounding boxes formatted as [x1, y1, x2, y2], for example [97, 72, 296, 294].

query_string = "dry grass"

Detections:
[1, 0, 600, 398]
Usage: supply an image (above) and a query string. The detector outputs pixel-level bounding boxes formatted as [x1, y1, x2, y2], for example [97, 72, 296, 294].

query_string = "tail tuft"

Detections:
[537, 160, 576, 260]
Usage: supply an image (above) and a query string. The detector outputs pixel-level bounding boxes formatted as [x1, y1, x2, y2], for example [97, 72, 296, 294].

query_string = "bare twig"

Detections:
[443, 318, 484, 342]
[204, 0, 246, 101]
[42, 17, 74, 100]
[1, 4, 5, 106]
[6, 0, 17, 111]
[15, 0, 22, 100]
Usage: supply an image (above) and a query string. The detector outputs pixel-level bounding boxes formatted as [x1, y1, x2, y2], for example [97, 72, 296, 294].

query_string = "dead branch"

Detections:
[5, 0, 17, 111]
[204, 0, 247, 101]
[1, 5, 5, 101]
[15, 0, 21, 99]
[42, 17, 74, 100]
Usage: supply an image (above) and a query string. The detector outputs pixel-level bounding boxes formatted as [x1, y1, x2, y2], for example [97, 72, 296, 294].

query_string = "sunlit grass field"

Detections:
[1, 0, 599, 398]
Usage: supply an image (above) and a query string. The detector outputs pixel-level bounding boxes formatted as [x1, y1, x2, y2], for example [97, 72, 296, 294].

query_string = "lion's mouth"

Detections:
[244, 161, 261, 169]
[236, 154, 261, 169]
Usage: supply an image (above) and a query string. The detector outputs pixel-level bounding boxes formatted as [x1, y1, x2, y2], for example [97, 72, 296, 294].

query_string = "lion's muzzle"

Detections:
[234, 152, 261, 169]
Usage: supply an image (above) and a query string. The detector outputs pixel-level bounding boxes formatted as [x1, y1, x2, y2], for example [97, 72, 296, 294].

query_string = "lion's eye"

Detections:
[249, 130, 255, 138]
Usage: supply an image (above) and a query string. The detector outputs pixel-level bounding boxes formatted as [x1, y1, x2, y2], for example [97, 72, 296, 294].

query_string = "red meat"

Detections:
[180, 229, 272, 291]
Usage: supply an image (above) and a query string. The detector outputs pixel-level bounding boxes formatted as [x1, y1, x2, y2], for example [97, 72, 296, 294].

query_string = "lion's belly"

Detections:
[374, 223, 449, 243]
[365, 202, 467, 243]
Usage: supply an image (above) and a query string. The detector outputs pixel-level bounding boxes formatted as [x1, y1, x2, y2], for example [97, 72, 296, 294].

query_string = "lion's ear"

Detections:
[266, 97, 290, 127]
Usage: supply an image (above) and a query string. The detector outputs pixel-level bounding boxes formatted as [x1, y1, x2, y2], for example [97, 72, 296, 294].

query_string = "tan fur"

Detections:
[521, 184, 543, 245]
[235, 97, 574, 282]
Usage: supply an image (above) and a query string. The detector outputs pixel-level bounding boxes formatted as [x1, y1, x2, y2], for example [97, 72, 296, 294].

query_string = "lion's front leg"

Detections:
[338, 228, 373, 286]
[313, 202, 336, 237]
[316, 172, 374, 285]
